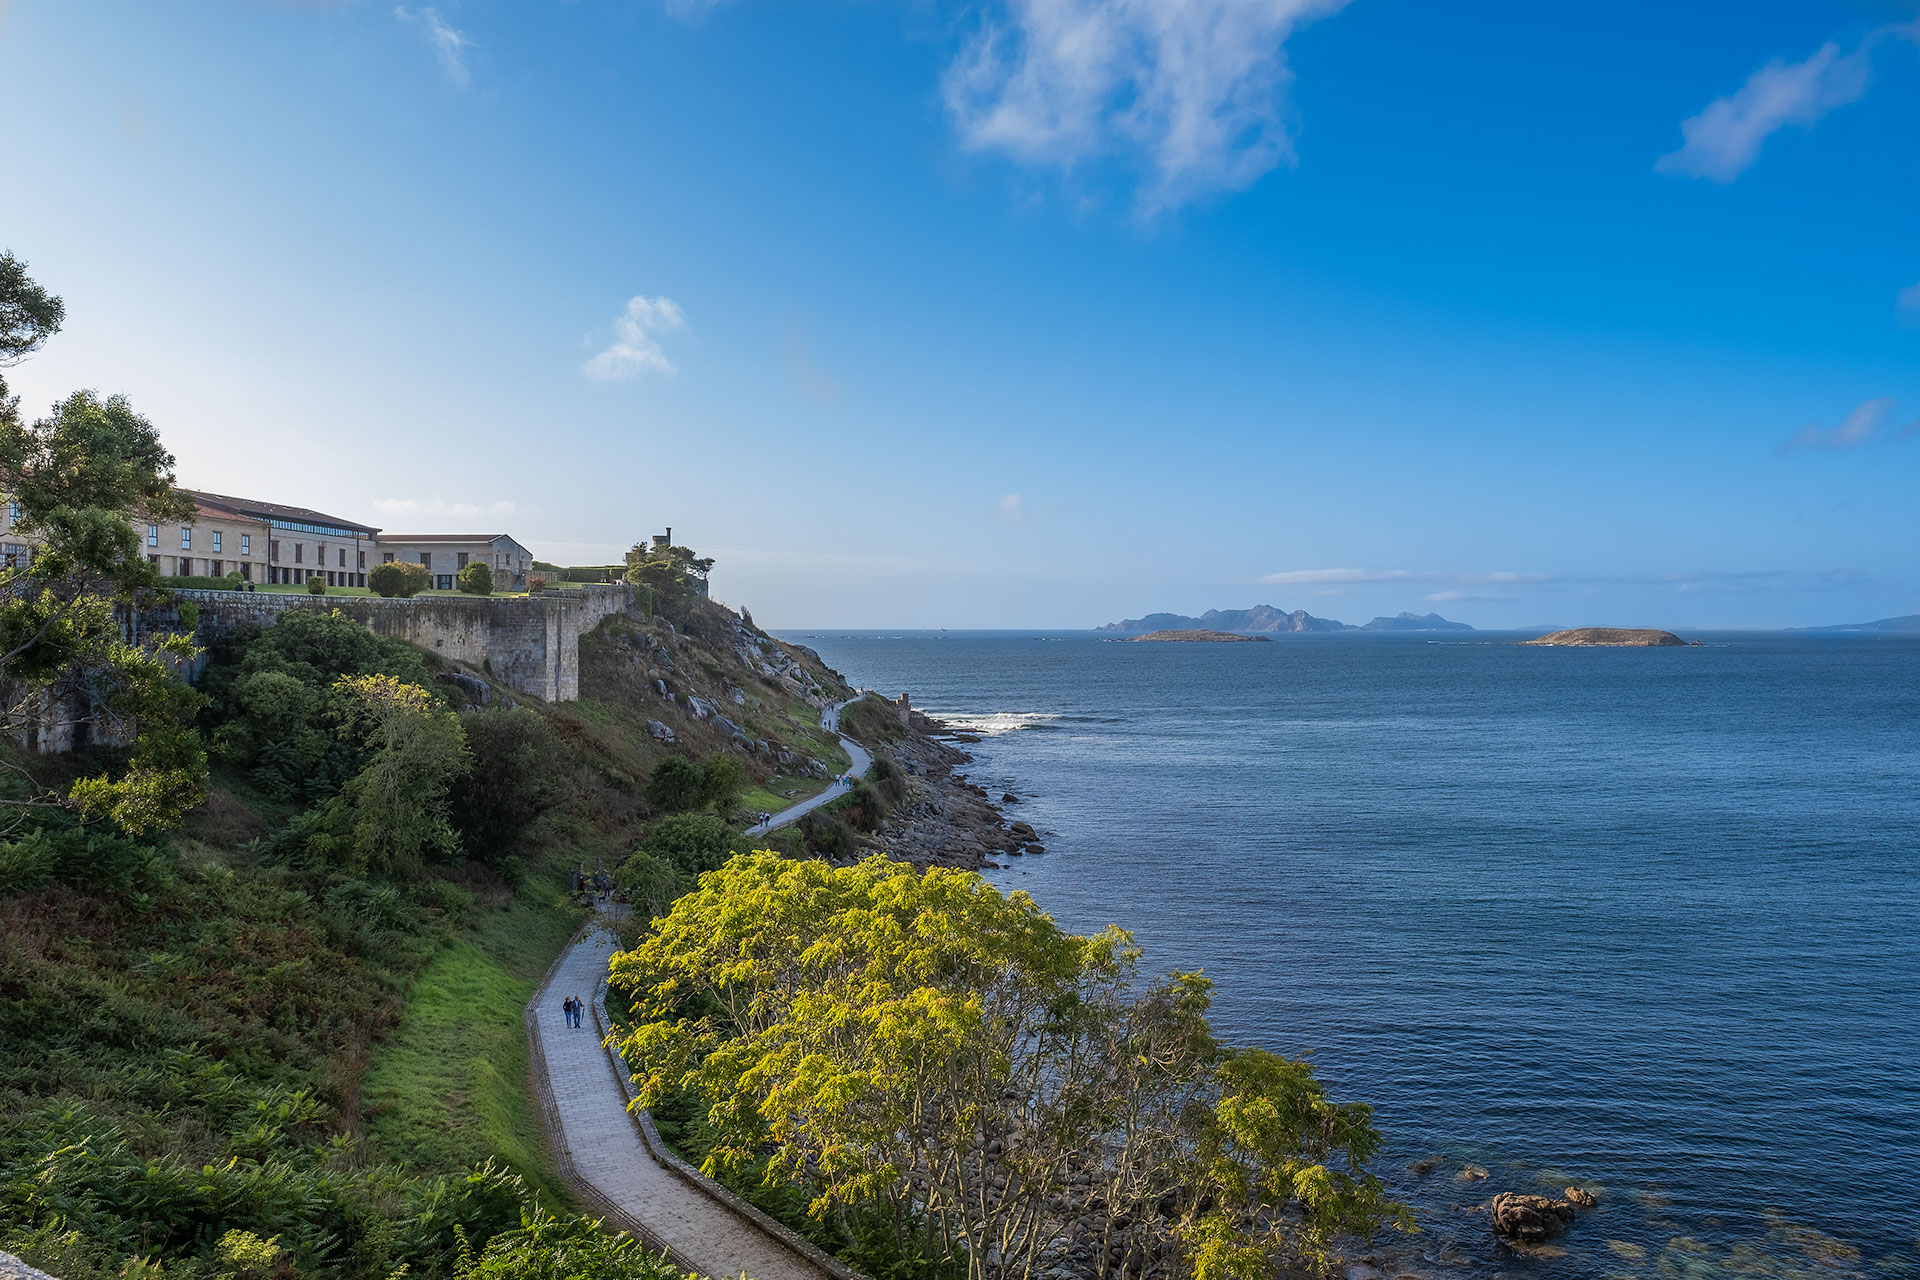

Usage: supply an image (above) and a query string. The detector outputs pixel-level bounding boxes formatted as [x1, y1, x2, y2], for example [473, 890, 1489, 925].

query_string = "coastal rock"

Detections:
[1565, 1186, 1599, 1208]
[1489, 1192, 1577, 1243]
[1024, 842, 1046, 854]
[1522, 627, 1690, 647]
[1010, 822, 1037, 841]
[1002, 792, 1020, 803]
[1456, 1164, 1489, 1182]
[645, 719, 676, 743]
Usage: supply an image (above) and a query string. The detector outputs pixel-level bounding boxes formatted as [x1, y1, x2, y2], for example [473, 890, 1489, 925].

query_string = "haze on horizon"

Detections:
[2, 1, 1916, 631]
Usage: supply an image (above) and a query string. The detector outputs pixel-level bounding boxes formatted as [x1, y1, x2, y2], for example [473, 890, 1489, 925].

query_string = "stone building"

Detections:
[178, 491, 381, 587]
[375, 533, 534, 591]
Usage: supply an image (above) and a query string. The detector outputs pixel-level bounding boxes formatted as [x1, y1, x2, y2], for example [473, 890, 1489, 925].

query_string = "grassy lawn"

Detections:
[740, 773, 832, 820]
[206, 583, 529, 599]
[359, 867, 585, 1202]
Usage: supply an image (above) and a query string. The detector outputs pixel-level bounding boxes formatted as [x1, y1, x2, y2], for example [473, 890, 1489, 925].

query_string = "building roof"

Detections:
[379, 533, 524, 546]
[188, 490, 380, 536]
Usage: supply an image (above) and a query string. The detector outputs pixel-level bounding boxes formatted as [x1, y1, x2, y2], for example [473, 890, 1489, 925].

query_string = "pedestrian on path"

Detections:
[572, 994, 587, 1028]
[562, 995, 576, 1028]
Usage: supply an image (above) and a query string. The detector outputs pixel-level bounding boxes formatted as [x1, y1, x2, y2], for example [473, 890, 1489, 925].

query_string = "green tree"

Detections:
[622, 542, 714, 605]
[457, 561, 494, 595]
[697, 755, 744, 813]
[450, 706, 566, 864]
[319, 674, 469, 876]
[646, 755, 701, 813]
[611, 855, 1406, 1280]
[369, 560, 430, 598]
[0, 254, 206, 833]
[638, 811, 739, 877]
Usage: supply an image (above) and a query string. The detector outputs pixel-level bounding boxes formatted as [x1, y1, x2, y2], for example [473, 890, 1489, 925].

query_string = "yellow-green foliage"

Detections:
[613, 854, 1408, 1280]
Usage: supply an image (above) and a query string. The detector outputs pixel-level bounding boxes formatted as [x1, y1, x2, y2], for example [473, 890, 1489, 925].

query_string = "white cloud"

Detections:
[373, 497, 520, 520]
[944, 0, 1348, 211]
[1780, 396, 1898, 452]
[1899, 280, 1920, 316]
[583, 295, 687, 380]
[1654, 29, 1907, 182]
[395, 6, 473, 87]
[996, 493, 1026, 523]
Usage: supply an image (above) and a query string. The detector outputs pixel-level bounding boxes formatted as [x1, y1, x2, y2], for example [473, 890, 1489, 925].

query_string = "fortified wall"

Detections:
[143, 583, 640, 703]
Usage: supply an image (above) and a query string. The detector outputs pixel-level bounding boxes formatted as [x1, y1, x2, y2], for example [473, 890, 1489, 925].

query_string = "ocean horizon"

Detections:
[784, 628, 1920, 1278]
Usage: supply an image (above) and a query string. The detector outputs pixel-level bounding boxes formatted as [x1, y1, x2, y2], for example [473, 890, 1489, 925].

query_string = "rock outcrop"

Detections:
[1489, 1192, 1579, 1242]
[1130, 629, 1269, 643]
[1522, 627, 1690, 647]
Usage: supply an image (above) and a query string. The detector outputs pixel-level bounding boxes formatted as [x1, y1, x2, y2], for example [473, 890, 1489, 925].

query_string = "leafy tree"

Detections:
[202, 608, 432, 800]
[646, 755, 701, 813]
[457, 561, 494, 595]
[638, 811, 739, 877]
[316, 674, 468, 876]
[611, 855, 1406, 1280]
[612, 849, 685, 920]
[0, 254, 206, 833]
[450, 706, 567, 864]
[369, 560, 430, 598]
[622, 542, 714, 605]
[697, 755, 744, 813]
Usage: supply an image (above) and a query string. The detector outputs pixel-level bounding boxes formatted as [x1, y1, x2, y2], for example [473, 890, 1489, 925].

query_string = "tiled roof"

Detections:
[378, 534, 516, 544]
[188, 490, 380, 535]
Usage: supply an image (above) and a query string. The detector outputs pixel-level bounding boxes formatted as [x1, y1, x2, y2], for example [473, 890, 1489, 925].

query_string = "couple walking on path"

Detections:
[561, 993, 588, 1028]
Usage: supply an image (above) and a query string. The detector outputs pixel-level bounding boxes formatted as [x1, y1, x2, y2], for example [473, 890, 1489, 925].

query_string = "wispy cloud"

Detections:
[373, 497, 520, 520]
[583, 295, 687, 380]
[1899, 280, 1920, 318]
[1655, 22, 1920, 182]
[395, 6, 473, 87]
[1779, 396, 1904, 452]
[944, 0, 1348, 212]
[996, 493, 1027, 523]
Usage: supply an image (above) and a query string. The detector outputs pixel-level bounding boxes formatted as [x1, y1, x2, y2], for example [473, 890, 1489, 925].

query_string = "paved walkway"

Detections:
[747, 699, 874, 837]
[529, 922, 834, 1280]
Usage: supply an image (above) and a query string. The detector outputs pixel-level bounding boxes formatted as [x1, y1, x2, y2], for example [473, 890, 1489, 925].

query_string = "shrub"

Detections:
[450, 707, 567, 864]
[159, 573, 250, 591]
[369, 560, 430, 598]
[306, 575, 326, 595]
[458, 561, 494, 595]
[176, 600, 200, 632]
[698, 756, 745, 813]
[641, 812, 742, 877]
[647, 756, 701, 813]
[798, 809, 853, 858]
[526, 574, 549, 591]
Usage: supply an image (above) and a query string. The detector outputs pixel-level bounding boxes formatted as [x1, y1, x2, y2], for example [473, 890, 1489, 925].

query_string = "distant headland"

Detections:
[1100, 606, 1472, 634]
[1522, 627, 1691, 647]
[1131, 629, 1270, 643]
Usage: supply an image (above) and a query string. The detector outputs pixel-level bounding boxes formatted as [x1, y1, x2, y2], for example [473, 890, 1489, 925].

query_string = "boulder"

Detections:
[1489, 1193, 1577, 1243]
[1565, 1186, 1599, 1208]
[445, 670, 489, 705]
[646, 720, 676, 743]
[687, 696, 717, 720]
[653, 678, 670, 697]
[1456, 1164, 1489, 1182]
[713, 716, 744, 738]
[1002, 792, 1020, 803]
[1009, 821, 1038, 841]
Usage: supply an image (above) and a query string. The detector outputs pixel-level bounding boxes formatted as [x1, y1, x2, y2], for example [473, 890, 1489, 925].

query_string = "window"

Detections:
[181, 527, 191, 549]
[382, 552, 395, 563]
[148, 554, 159, 569]
[294, 544, 303, 563]
[211, 560, 222, 577]
[7, 502, 19, 526]
[420, 552, 432, 569]
[270, 539, 280, 560]
[212, 530, 222, 552]
[338, 547, 346, 567]
[240, 563, 252, 582]
[437, 574, 454, 591]
[357, 550, 365, 568]
[145, 525, 158, 546]
[457, 552, 469, 569]
[241, 534, 250, 556]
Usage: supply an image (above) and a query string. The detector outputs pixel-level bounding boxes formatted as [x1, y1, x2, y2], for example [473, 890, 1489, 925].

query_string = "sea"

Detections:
[777, 629, 1920, 1279]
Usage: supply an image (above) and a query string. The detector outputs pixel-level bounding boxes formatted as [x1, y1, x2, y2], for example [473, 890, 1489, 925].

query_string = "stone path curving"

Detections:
[527, 920, 839, 1280]
[747, 700, 874, 838]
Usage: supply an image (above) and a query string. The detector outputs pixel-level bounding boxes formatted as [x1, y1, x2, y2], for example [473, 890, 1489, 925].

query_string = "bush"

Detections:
[698, 756, 745, 813]
[370, 560, 430, 598]
[527, 574, 549, 591]
[450, 707, 567, 864]
[458, 562, 494, 595]
[798, 809, 853, 858]
[306, 575, 326, 595]
[642, 812, 742, 877]
[647, 756, 702, 813]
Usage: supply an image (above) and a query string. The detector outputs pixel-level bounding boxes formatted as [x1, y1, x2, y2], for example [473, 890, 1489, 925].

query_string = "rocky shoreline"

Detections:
[867, 713, 1047, 870]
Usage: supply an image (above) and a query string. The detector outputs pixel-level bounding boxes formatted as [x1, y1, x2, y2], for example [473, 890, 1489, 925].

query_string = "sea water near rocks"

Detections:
[780, 630, 1920, 1278]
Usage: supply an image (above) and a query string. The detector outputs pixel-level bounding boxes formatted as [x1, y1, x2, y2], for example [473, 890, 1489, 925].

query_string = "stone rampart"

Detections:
[142, 584, 640, 702]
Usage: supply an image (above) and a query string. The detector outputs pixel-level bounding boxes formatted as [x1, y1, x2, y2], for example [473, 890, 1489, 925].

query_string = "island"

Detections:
[1131, 629, 1271, 643]
[1523, 627, 1691, 647]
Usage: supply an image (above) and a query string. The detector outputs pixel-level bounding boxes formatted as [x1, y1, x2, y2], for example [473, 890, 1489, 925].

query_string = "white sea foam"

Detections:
[933, 711, 1060, 736]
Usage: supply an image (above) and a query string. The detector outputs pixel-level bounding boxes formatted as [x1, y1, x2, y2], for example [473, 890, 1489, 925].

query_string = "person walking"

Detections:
[561, 995, 575, 1028]
[572, 994, 586, 1028]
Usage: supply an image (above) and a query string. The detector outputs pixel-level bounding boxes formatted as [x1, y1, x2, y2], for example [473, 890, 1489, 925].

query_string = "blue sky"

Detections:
[2, 0, 1917, 628]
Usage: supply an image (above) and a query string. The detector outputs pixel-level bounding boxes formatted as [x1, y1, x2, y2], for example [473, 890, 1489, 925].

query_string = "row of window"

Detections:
[148, 524, 253, 556]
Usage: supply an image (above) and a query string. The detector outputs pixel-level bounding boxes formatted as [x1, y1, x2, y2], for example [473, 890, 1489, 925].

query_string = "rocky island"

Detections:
[1524, 627, 1691, 647]
[1132, 629, 1270, 643]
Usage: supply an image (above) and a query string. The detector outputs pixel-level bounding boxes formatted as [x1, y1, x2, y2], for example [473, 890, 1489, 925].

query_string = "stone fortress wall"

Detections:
[146, 583, 640, 703]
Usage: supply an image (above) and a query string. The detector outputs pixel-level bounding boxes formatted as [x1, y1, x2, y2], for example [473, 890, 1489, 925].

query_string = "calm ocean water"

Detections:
[780, 630, 1920, 1278]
